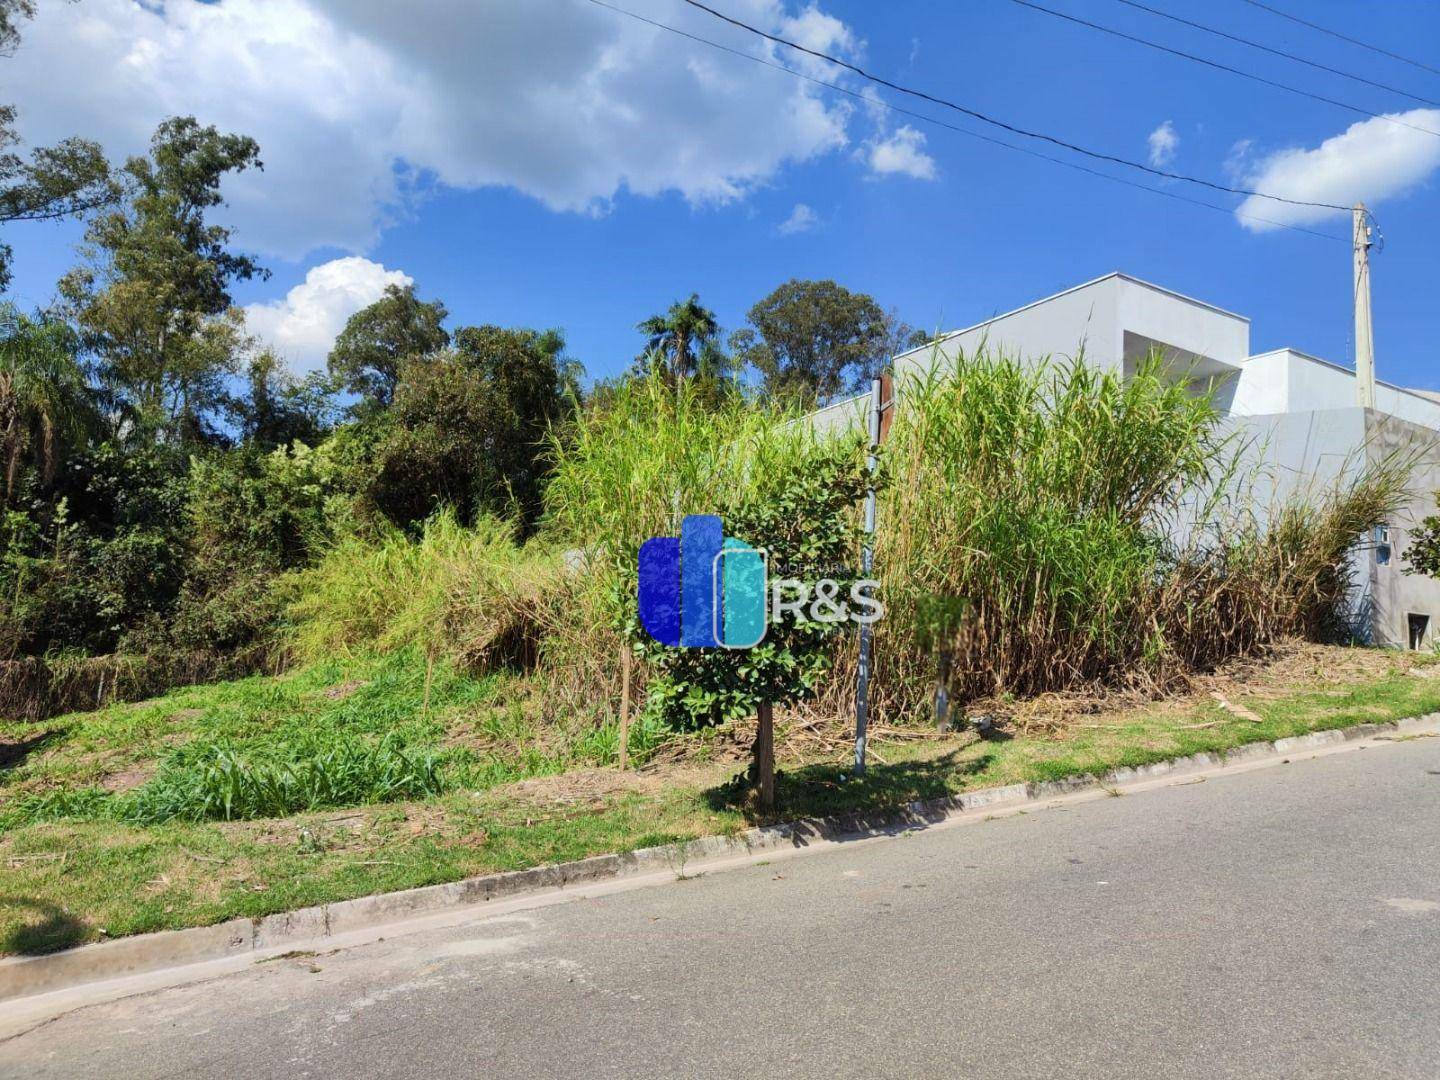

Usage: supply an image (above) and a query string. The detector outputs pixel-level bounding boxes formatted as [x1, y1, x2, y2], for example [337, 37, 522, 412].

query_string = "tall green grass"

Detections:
[124, 734, 446, 822]
[280, 359, 1407, 733]
[867, 349, 1408, 712]
[282, 512, 565, 673]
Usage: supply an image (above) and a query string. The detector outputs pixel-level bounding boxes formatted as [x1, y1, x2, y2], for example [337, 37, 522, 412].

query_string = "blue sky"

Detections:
[5, 0, 1439, 389]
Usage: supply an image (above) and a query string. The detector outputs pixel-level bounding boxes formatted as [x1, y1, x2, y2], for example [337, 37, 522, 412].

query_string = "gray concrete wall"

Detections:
[1364, 411, 1440, 649]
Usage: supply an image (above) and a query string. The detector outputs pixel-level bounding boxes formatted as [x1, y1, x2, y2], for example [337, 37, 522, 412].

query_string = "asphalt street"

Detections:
[4, 735, 1439, 1079]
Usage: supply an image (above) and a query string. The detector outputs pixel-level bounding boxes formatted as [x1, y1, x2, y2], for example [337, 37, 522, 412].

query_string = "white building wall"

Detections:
[894, 274, 1249, 396]
[1232, 349, 1440, 430]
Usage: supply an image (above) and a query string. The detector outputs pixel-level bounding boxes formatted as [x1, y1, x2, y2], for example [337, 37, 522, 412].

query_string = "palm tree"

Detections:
[636, 294, 720, 383]
[0, 305, 93, 500]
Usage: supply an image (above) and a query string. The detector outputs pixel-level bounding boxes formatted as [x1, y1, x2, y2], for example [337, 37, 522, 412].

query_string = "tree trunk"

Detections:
[754, 701, 775, 811]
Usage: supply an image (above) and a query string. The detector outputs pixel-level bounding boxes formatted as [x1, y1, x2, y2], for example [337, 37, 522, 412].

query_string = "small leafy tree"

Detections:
[230, 351, 336, 451]
[639, 438, 869, 810]
[1405, 503, 1440, 580]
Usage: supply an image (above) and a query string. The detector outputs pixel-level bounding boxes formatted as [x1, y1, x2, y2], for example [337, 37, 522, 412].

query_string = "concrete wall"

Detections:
[1364, 412, 1440, 649]
[807, 392, 869, 440]
[893, 273, 1250, 383]
[1232, 349, 1440, 430]
[1219, 408, 1374, 642]
[1208, 407, 1440, 648]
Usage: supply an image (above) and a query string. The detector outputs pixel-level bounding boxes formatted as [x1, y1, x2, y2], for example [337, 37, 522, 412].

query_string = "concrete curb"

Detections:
[3, 711, 1437, 1004]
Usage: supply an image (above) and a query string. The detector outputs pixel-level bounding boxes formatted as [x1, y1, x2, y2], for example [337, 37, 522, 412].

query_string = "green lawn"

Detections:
[3, 646, 1438, 955]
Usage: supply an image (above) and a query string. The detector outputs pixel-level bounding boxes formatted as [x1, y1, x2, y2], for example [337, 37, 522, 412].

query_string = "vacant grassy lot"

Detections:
[3, 644, 1438, 955]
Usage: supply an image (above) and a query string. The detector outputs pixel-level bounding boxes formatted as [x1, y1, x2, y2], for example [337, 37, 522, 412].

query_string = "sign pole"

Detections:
[854, 377, 883, 776]
[619, 645, 632, 770]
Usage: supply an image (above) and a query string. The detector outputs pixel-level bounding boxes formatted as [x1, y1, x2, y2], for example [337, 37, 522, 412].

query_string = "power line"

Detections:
[1241, 0, 1440, 80]
[1112, 0, 1440, 109]
[1007, 0, 1440, 139]
[584, 0, 1344, 241]
[677, 0, 1352, 212]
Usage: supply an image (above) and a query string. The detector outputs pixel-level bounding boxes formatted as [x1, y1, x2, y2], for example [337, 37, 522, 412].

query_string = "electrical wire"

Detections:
[676, 0, 1353, 212]
[583, 0, 1345, 241]
[1111, 0, 1440, 109]
[1241, 0, 1440, 80]
[1008, 0, 1440, 139]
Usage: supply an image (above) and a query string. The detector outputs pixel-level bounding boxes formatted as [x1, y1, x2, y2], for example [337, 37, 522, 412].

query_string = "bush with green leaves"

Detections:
[120, 441, 334, 661]
[1405, 504, 1440, 582]
[638, 438, 868, 731]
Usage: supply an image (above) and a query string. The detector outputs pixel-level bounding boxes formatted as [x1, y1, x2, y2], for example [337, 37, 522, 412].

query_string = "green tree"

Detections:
[327, 284, 449, 411]
[231, 351, 335, 451]
[60, 117, 264, 440]
[1404, 507, 1440, 581]
[639, 439, 869, 809]
[0, 1, 118, 292]
[369, 325, 579, 532]
[0, 304, 92, 500]
[636, 294, 721, 383]
[730, 279, 926, 405]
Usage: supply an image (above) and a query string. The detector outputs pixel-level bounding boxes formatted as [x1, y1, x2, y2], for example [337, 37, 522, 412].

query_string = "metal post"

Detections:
[1353, 203, 1375, 410]
[934, 650, 952, 732]
[854, 378, 882, 775]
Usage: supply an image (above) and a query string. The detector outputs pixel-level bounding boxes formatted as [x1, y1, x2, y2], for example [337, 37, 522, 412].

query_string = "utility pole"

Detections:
[1353, 202, 1376, 410]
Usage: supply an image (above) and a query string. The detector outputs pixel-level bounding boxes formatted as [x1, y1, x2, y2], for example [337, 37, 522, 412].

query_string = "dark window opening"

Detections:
[1408, 613, 1430, 651]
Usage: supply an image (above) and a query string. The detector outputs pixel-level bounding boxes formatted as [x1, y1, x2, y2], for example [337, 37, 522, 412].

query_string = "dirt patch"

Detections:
[99, 765, 154, 793]
[323, 679, 367, 702]
[959, 640, 1432, 736]
[504, 768, 667, 805]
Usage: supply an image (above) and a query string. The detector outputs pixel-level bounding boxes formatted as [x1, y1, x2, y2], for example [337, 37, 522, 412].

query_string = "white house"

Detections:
[817, 272, 1440, 649]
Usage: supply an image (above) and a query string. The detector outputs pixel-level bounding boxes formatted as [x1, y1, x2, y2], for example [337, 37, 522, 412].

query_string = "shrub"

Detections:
[283, 510, 565, 673]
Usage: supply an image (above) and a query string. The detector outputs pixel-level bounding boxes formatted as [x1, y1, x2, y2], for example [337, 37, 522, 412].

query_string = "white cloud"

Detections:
[243, 257, 411, 372]
[777, 203, 819, 235]
[1147, 120, 1178, 167]
[1234, 109, 1440, 231]
[866, 126, 936, 180]
[6, 0, 862, 258]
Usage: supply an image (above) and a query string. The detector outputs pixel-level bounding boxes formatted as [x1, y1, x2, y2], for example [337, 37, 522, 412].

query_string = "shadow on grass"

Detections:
[0, 729, 60, 771]
[0, 896, 89, 955]
[703, 747, 995, 842]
